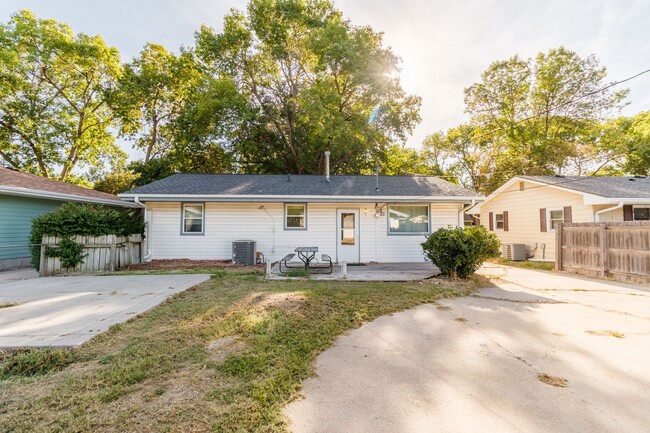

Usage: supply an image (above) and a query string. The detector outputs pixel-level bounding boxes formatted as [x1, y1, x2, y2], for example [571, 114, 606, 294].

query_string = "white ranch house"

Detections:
[119, 174, 483, 264]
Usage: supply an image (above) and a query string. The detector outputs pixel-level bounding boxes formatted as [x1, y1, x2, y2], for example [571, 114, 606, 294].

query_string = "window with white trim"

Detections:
[388, 205, 429, 234]
[494, 213, 504, 230]
[285, 204, 306, 229]
[182, 203, 204, 234]
[548, 208, 564, 231]
[633, 205, 650, 221]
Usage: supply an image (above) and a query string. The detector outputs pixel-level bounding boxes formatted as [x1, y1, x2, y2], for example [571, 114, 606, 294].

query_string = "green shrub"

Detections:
[45, 237, 86, 269]
[421, 226, 500, 278]
[29, 203, 144, 269]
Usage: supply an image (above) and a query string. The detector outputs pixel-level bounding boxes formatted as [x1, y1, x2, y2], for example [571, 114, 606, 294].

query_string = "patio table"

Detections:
[295, 246, 318, 270]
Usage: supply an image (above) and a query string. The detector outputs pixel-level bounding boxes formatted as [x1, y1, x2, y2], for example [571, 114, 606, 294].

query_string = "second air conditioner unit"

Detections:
[502, 243, 527, 261]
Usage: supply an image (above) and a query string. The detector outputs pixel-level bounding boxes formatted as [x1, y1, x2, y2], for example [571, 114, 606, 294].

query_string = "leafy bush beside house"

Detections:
[29, 204, 144, 269]
[422, 226, 500, 279]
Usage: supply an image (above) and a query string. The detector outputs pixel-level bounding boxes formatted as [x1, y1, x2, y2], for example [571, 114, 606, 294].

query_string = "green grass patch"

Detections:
[0, 268, 483, 432]
[490, 258, 555, 271]
[0, 348, 80, 379]
[283, 269, 310, 278]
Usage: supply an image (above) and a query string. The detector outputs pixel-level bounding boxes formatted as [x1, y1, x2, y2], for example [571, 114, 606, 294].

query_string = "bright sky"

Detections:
[2, 0, 650, 160]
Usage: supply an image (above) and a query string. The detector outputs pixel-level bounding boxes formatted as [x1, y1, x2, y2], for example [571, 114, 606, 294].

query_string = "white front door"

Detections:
[336, 209, 360, 263]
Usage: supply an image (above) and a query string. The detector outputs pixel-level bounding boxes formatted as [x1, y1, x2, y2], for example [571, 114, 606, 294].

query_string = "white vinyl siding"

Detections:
[147, 202, 464, 263]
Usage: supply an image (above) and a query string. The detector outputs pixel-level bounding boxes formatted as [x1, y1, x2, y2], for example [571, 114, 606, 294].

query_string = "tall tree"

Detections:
[0, 10, 124, 181]
[110, 44, 201, 163]
[424, 47, 628, 193]
[193, 0, 421, 174]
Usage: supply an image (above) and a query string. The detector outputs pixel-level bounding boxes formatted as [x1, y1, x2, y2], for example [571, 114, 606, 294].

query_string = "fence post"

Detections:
[126, 237, 133, 267]
[39, 237, 47, 277]
[600, 223, 607, 277]
[109, 235, 117, 272]
[555, 223, 563, 271]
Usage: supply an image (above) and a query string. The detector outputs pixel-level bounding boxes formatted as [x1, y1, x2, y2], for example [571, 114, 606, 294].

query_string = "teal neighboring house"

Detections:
[0, 166, 132, 268]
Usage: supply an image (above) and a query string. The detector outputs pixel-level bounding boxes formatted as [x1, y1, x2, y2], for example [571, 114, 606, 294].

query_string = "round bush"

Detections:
[421, 226, 500, 279]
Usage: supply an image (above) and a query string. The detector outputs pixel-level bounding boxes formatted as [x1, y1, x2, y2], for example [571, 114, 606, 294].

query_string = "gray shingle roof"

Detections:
[122, 174, 480, 199]
[521, 175, 650, 198]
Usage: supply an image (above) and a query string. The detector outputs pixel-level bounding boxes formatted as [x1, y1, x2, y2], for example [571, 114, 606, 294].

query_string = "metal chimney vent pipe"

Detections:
[324, 151, 331, 183]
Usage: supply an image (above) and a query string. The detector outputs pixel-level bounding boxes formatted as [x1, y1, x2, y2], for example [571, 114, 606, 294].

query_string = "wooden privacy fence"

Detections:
[40, 234, 143, 276]
[556, 222, 650, 284]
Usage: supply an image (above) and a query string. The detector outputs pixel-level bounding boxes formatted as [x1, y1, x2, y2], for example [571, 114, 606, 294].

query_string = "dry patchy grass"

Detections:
[585, 330, 625, 338]
[489, 258, 555, 272]
[537, 373, 568, 387]
[0, 268, 484, 432]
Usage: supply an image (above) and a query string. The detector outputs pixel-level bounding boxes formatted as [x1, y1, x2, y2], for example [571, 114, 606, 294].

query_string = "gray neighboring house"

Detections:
[471, 175, 650, 261]
[0, 166, 133, 268]
[119, 173, 483, 263]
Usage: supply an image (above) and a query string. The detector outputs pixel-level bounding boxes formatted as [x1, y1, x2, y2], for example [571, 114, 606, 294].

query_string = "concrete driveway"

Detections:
[0, 274, 210, 348]
[286, 264, 650, 432]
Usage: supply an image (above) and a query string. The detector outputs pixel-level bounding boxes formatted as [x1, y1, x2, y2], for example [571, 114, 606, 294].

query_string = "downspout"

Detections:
[458, 200, 477, 227]
[134, 197, 152, 261]
[595, 201, 624, 222]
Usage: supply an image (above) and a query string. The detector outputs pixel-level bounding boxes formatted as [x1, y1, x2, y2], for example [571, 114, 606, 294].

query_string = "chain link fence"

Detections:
[0, 244, 40, 285]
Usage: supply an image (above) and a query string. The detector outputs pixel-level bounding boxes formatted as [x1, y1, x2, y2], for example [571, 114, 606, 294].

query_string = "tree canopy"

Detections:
[0, 10, 124, 182]
[192, 0, 421, 174]
[1, 6, 649, 195]
[423, 47, 634, 194]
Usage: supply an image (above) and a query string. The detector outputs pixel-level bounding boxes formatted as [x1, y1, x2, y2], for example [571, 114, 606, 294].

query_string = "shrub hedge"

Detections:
[421, 225, 501, 279]
[29, 203, 144, 269]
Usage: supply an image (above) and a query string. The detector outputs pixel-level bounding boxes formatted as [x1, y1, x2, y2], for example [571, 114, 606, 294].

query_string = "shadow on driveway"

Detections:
[285, 264, 650, 433]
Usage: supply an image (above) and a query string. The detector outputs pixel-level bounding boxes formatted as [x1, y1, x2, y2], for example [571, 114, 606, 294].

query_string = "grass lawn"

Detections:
[490, 257, 555, 272]
[0, 267, 485, 433]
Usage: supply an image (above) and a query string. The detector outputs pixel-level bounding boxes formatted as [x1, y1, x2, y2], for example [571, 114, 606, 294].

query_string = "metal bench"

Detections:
[308, 253, 333, 274]
[279, 253, 298, 273]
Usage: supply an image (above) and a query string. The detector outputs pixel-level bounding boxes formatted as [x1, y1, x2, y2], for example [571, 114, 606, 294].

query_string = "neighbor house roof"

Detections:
[519, 176, 650, 199]
[474, 175, 650, 211]
[120, 174, 483, 203]
[0, 166, 133, 206]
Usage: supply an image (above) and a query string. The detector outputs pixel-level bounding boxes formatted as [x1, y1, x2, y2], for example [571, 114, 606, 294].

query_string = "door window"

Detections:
[341, 213, 355, 245]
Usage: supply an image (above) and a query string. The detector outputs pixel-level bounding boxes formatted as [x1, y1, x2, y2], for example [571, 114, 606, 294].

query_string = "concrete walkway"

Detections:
[285, 264, 650, 433]
[0, 274, 210, 348]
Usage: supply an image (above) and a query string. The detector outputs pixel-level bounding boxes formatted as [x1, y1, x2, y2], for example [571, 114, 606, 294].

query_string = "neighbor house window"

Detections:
[388, 205, 429, 234]
[548, 209, 564, 231]
[182, 203, 204, 234]
[285, 204, 307, 229]
[494, 213, 504, 230]
[633, 206, 650, 221]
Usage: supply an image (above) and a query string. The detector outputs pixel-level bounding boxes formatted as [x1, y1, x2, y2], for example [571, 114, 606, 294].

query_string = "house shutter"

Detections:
[540, 208, 547, 232]
[489, 212, 494, 231]
[563, 206, 572, 223]
[503, 211, 509, 231]
[623, 205, 633, 221]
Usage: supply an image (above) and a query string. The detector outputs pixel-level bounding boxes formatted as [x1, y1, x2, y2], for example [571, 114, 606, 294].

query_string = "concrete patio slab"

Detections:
[269, 262, 438, 281]
[0, 274, 210, 348]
